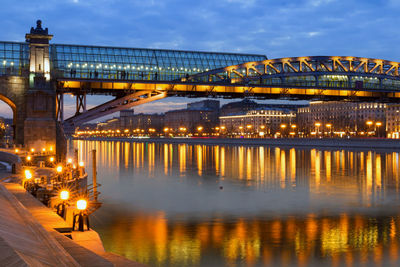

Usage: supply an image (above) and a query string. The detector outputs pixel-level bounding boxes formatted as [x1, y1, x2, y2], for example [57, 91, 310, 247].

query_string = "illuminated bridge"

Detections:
[1, 21, 400, 152]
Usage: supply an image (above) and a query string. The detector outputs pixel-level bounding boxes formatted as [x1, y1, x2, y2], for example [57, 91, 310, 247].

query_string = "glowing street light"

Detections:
[26, 156, 31, 161]
[49, 157, 55, 163]
[60, 190, 69, 201]
[197, 126, 203, 131]
[376, 121, 382, 137]
[280, 124, 287, 129]
[79, 161, 84, 167]
[67, 158, 73, 164]
[15, 149, 19, 153]
[77, 199, 87, 211]
[25, 170, 32, 180]
[56, 166, 63, 173]
[366, 120, 373, 126]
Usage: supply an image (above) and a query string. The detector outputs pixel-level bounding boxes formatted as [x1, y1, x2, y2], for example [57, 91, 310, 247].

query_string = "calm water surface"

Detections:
[71, 140, 400, 267]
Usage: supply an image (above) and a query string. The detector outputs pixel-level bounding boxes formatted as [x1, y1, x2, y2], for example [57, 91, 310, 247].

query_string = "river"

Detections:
[71, 139, 400, 267]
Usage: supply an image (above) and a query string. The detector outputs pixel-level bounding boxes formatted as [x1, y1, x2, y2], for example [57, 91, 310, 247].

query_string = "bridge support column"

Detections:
[75, 93, 86, 115]
[23, 21, 60, 154]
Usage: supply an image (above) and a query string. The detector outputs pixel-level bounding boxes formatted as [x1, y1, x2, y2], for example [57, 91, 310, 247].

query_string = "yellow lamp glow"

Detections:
[60, 190, 69, 200]
[25, 170, 32, 180]
[15, 149, 19, 153]
[79, 161, 84, 167]
[49, 157, 55, 162]
[31, 148, 35, 153]
[67, 158, 72, 164]
[77, 199, 87, 210]
[27, 156, 31, 161]
[366, 121, 373, 126]
[42, 148, 46, 152]
[56, 166, 63, 173]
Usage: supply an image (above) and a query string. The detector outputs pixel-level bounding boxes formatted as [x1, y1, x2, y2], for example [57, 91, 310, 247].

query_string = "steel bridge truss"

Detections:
[62, 90, 166, 133]
[57, 56, 400, 131]
[188, 56, 400, 92]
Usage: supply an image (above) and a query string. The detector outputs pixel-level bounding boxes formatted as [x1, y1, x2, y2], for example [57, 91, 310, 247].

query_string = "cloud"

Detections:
[307, 31, 320, 37]
[309, 0, 335, 7]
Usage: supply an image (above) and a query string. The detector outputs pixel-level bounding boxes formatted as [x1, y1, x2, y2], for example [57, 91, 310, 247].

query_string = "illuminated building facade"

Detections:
[297, 101, 386, 136]
[386, 104, 400, 138]
[220, 109, 296, 137]
[164, 100, 220, 134]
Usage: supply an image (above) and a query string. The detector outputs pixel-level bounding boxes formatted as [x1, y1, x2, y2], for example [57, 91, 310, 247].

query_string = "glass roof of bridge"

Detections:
[0, 41, 29, 76]
[50, 44, 267, 80]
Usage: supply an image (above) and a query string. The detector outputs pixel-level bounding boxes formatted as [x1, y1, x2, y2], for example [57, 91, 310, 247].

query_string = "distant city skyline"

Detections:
[0, 0, 398, 119]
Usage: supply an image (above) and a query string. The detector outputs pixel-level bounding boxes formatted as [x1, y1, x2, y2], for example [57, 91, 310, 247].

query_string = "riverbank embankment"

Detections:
[73, 137, 400, 150]
[0, 149, 145, 267]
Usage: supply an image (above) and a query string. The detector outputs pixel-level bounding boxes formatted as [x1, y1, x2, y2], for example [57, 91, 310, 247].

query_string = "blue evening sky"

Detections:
[0, 0, 398, 121]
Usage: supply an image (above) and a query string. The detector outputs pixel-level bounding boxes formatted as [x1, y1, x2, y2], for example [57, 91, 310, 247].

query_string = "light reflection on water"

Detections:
[72, 140, 400, 267]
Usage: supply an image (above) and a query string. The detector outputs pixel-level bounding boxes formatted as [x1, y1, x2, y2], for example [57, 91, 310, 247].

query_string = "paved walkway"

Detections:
[0, 170, 146, 267]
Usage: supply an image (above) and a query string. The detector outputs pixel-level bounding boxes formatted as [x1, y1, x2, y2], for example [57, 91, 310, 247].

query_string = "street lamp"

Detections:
[315, 122, 321, 136]
[26, 155, 32, 165]
[57, 190, 70, 218]
[73, 199, 90, 232]
[197, 126, 203, 136]
[366, 120, 373, 136]
[376, 121, 382, 137]
[24, 170, 33, 190]
[326, 123, 332, 137]
[280, 124, 287, 138]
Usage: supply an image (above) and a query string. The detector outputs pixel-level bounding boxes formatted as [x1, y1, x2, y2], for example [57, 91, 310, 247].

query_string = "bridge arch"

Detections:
[0, 76, 28, 144]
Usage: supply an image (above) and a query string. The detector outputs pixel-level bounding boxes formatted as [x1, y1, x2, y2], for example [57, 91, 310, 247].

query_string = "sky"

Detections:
[0, 0, 399, 121]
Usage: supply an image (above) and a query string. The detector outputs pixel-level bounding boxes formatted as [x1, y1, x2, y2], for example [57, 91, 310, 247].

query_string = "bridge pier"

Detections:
[22, 21, 62, 156]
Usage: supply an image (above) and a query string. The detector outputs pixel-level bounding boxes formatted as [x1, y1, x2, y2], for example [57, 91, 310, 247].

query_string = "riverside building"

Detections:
[219, 108, 296, 137]
[297, 101, 387, 136]
[164, 100, 220, 135]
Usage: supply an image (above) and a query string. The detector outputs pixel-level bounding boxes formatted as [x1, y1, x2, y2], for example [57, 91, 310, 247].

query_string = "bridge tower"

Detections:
[24, 20, 58, 153]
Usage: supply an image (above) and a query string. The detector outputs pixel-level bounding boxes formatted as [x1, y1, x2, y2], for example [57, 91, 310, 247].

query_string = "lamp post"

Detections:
[376, 121, 382, 137]
[315, 122, 321, 137]
[238, 126, 244, 136]
[72, 199, 89, 232]
[326, 123, 332, 137]
[280, 124, 287, 138]
[260, 125, 266, 138]
[246, 124, 252, 137]
[197, 126, 203, 136]
[26, 155, 32, 166]
[366, 120, 373, 136]
[56, 190, 69, 218]
[290, 124, 297, 138]
[24, 169, 32, 189]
